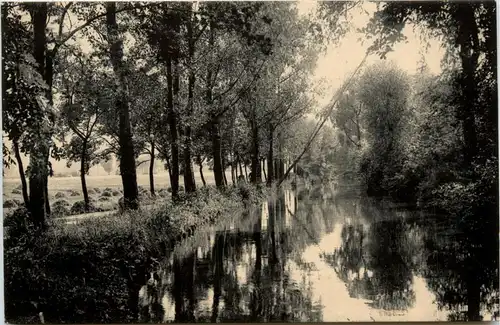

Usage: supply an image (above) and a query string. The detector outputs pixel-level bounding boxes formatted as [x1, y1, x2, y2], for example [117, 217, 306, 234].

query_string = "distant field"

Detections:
[3, 170, 233, 213]
[3, 170, 232, 192]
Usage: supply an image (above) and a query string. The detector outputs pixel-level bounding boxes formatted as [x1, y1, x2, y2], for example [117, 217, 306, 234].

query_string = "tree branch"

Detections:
[277, 53, 368, 186]
[58, 2, 74, 37]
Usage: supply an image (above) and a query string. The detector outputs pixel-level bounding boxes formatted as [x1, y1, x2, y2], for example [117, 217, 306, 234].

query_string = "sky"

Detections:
[297, 1, 445, 107]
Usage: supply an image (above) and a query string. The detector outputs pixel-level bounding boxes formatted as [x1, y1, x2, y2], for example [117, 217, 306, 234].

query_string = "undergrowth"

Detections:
[4, 183, 265, 323]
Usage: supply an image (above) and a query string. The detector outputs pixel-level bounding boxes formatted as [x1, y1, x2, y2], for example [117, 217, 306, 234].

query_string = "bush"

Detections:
[70, 201, 97, 215]
[87, 188, 96, 194]
[69, 190, 80, 197]
[12, 198, 22, 206]
[112, 190, 120, 196]
[55, 192, 66, 199]
[101, 191, 112, 197]
[11, 189, 21, 195]
[93, 188, 101, 194]
[157, 189, 168, 197]
[51, 199, 71, 217]
[139, 191, 151, 200]
[98, 197, 110, 202]
[104, 187, 113, 192]
[4, 199, 18, 209]
[15, 184, 22, 190]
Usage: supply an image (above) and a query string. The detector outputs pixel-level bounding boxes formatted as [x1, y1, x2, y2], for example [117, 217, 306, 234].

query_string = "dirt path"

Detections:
[56, 203, 158, 225]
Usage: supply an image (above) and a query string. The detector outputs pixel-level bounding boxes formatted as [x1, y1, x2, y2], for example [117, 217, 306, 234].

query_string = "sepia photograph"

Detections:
[2, 0, 498, 323]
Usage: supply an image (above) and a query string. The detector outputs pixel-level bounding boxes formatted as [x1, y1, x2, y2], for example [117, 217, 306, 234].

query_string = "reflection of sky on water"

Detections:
[139, 188, 498, 322]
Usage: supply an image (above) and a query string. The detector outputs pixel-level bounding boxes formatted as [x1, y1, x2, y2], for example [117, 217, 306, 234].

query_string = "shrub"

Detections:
[12, 198, 22, 206]
[70, 201, 97, 215]
[11, 189, 21, 195]
[93, 188, 101, 194]
[55, 192, 66, 199]
[157, 189, 168, 197]
[53, 199, 70, 208]
[15, 184, 23, 190]
[104, 187, 113, 192]
[101, 191, 112, 197]
[87, 188, 96, 194]
[139, 191, 151, 200]
[98, 197, 110, 202]
[167, 187, 172, 193]
[69, 190, 80, 197]
[52, 205, 70, 218]
[112, 190, 120, 196]
[4, 199, 18, 209]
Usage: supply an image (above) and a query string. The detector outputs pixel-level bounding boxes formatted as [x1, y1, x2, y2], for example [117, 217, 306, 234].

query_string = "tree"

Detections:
[105, 2, 139, 209]
[2, 4, 46, 208]
[101, 158, 115, 176]
[362, 2, 496, 169]
[57, 50, 110, 210]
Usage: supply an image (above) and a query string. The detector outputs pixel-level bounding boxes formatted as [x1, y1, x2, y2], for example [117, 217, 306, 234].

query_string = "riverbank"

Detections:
[3, 183, 266, 323]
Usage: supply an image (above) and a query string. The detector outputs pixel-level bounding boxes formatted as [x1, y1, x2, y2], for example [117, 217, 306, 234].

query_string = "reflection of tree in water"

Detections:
[322, 208, 417, 311]
[141, 189, 324, 322]
[421, 214, 499, 321]
[367, 220, 416, 310]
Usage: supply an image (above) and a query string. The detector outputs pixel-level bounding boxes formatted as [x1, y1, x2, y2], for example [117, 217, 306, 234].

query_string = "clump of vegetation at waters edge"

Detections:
[3, 184, 265, 323]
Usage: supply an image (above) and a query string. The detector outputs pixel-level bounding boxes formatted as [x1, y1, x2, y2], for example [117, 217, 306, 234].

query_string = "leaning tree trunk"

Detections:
[149, 141, 155, 197]
[106, 2, 139, 210]
[13, 138, 29, 206]
[197, 156, 206, 187]
[80, 140, 90, 211]
[261, 159, 267, 182]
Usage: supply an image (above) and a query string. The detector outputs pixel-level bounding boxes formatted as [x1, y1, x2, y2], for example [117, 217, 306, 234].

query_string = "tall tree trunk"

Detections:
[183, 13, 196, 193]
[167, 55, 180, 198]
[244, 164, 248, 181]
[231, 159, 236, 185]
[267, 126, 274, 186]
[221, 152, 228, 186]
[210, 118, 224, 188]
[251, 120, 261, 184]
[13, 139, 29, 206]
[197, 156, 206, 187]
[106, 2, 139, 210]
[164, 152, 173, 187]
[278, 133, 285, 180]
[261, 159, 267, 182]
[456, 4, 479, 167]
[29, 2, 49, 228]
[238, 156, 244, 178]
[80, 139, 90, 211]
[149, 141, 155, 197]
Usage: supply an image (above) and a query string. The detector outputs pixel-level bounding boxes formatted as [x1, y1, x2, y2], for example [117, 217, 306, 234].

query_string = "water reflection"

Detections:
[139, 187, 498, 322]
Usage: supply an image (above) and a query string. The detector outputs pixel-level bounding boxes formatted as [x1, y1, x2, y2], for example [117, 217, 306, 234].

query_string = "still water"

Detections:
[138, 187, 499, 322]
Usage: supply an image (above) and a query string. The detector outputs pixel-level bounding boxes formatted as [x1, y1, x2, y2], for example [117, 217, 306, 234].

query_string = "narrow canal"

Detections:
[137, 186, 499, 322]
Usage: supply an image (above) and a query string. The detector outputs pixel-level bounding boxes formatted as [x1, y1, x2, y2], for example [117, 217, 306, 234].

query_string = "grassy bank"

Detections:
[4, 183, 265, 324]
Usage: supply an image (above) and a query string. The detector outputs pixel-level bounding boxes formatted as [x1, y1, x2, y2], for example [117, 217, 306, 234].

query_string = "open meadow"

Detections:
[3, 170, 234, 216]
